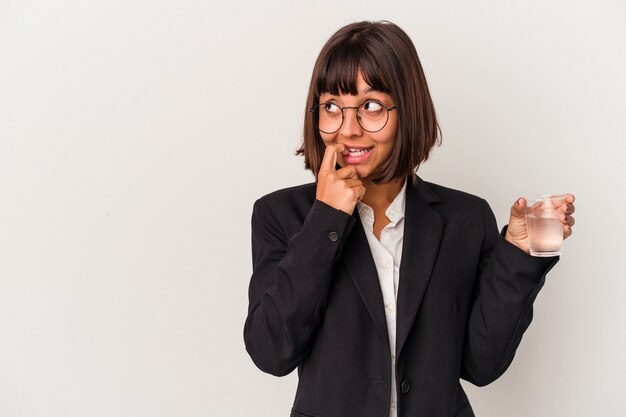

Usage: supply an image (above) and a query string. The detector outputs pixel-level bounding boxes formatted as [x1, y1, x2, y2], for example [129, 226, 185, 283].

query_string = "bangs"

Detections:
[315, 41, 392, 97]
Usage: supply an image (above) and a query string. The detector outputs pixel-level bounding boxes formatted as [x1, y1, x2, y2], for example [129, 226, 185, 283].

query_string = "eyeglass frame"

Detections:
[309, 100, 398, 134]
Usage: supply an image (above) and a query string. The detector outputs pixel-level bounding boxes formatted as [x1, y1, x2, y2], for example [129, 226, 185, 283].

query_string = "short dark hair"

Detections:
[296, 20, 442, 185]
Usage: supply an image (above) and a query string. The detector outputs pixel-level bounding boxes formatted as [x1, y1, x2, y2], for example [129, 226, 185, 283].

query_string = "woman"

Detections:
[244, 21, 576, 417]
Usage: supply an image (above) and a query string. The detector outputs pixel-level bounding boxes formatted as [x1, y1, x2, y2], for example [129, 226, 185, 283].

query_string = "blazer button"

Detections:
[328, 231, 339, 242]
[400, 379, 411, 394]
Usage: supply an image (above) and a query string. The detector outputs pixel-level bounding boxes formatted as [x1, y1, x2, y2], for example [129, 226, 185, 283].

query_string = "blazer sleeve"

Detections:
[460, 198, 560, 386]
[244, 197, 356, 376]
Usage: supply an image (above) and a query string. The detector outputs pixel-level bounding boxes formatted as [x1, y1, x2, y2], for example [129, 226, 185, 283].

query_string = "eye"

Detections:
[322, 102, 341, 114]
[362, 100, 384, 113]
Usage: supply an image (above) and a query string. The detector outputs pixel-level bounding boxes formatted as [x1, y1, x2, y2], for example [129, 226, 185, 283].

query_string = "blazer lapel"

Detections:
[396, 176, 444, 358]
[341, 209, 389, 343]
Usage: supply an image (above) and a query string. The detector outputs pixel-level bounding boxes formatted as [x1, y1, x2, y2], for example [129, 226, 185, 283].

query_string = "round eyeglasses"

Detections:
[309, 100, 397, 134]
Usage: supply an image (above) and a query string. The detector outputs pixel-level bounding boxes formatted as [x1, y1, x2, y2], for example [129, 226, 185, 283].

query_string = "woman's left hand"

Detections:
[504, 193, 576, 254]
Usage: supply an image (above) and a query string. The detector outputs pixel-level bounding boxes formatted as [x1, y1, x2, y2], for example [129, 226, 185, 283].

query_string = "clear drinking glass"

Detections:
[524, 194, 566, 257]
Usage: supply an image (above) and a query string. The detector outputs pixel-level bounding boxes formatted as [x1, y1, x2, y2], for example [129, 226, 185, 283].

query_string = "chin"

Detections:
[337, 161, 372, 178]
[355, 166, 371, 178]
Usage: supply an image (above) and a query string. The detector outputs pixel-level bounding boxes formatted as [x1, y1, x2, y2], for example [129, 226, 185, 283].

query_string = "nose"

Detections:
[339, 107, 362, 137]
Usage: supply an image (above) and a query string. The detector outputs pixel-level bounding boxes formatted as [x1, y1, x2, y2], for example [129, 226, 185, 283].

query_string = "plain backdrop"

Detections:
[1, 0, 625, 416]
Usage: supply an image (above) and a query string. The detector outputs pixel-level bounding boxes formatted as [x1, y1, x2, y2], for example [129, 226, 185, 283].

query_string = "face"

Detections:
[318, 72, 398, 180]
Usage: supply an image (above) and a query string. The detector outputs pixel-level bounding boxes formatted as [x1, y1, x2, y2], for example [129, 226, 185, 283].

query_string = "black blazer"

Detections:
[244, 175, 559, 417]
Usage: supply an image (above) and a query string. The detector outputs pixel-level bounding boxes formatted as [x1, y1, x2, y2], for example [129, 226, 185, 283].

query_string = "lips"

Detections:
[342, 145, 374, 164]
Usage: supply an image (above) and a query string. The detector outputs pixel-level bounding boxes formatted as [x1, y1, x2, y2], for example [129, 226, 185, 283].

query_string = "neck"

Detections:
[360, 177, 405, 209]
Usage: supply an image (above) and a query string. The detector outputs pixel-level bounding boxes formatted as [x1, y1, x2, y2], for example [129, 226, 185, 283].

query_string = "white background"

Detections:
[1, 1, 625, 416]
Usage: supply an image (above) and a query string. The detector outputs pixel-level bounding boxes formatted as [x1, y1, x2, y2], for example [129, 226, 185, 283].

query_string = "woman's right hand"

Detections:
[316, 143, 366, 215]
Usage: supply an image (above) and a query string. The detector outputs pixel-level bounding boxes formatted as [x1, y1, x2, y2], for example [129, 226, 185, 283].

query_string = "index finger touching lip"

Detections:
[321, 143, 346, 172]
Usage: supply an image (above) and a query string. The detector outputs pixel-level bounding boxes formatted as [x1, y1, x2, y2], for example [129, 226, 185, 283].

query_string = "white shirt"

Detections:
[356, 178, 407, 417]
